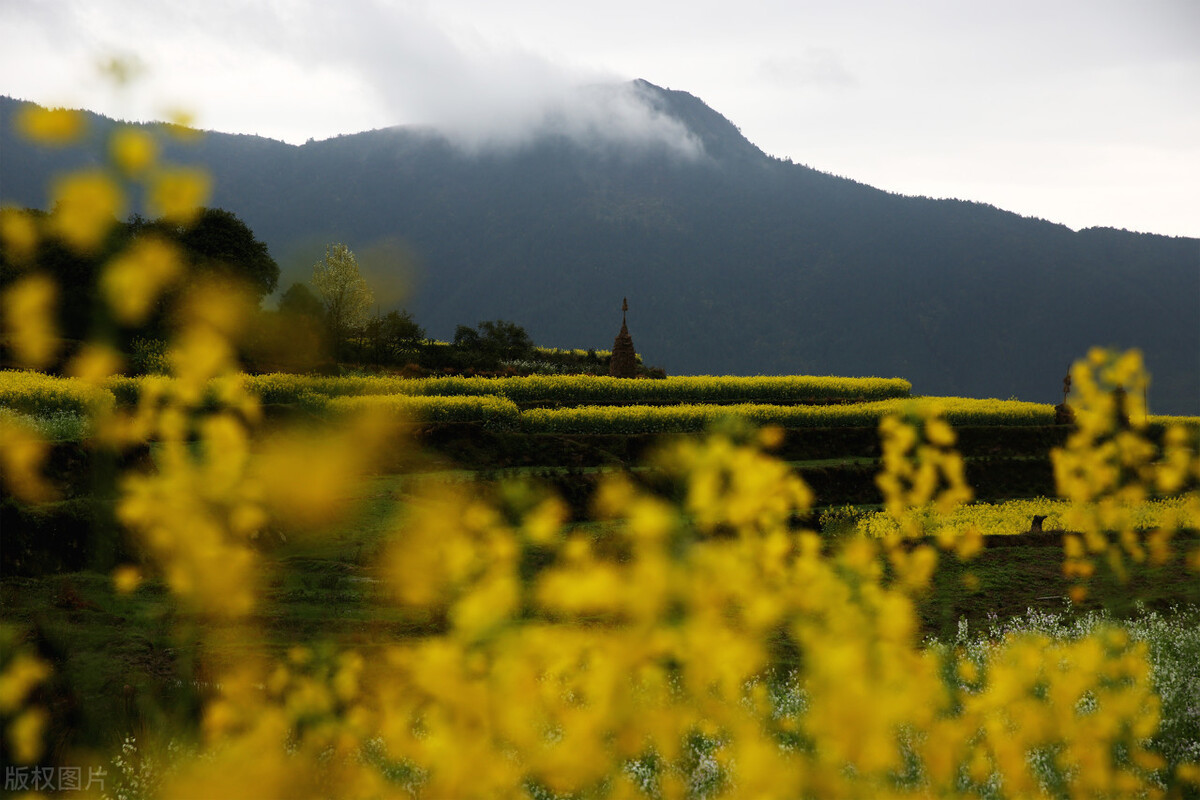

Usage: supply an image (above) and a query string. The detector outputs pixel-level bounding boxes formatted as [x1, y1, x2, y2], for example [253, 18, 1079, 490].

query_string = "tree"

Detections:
[278, 282, 323, 320]
[178, 208, 279, 303]
[381, 309, 426, 357]
[477, 319, 534, 361]
[312, 243, 373, 358]
[452, 319, 534, 368]
[363, 309, 426, 366]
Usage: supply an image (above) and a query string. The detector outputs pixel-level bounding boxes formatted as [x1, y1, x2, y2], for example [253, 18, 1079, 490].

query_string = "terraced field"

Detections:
[3, 367, 1199, 792]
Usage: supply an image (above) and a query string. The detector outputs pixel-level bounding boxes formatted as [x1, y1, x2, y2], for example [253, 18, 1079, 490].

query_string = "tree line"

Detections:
[267, 241, 543, 374]
[0, 206, 608, 377]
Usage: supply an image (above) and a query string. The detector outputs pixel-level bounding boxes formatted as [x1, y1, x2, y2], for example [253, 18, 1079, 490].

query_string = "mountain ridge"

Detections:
[2, 87, 1196, 413]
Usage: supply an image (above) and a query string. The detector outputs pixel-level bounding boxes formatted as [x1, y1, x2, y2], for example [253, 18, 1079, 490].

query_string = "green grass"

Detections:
[913, 532, 1200, 638]
[0, 408, 90, 441]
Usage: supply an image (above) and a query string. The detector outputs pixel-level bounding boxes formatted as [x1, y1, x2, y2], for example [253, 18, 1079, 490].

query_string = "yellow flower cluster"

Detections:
[0, 206, 40, 264]
[107, 302, 397, 615]
[0, 369, 117, 417]
[875, 403, 974, 537]
[1052, 348, 1200, 596]
[100, 235, 184, 324]
[521, 396, 1056, 435]
[116, 410, 264, 616]
[15, 105, 86, 146]
[243, 372, 913, 407]
[0, 105, 210, 380]
[866, 403, 981, 590]
[0, 625, 52, 765]
[0, 412, 57, 503]
[281, 429, 1172, 797]
[657, 429, 813, 537]
[857, 495, 1200, 539]
[326, 393, 522, 427]
[948, 629, 1164, 797]
[49, 169, 127, 253]
[2, 273, 60, 369]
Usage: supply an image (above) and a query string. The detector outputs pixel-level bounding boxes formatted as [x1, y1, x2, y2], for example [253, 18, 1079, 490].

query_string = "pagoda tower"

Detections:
[609, 298, 637, 378]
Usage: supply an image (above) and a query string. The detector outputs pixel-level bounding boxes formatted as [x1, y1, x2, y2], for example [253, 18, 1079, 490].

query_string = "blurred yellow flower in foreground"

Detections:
[66, 343, 125, 385]
[49, 169, 124, 253]
[2, 274, 59, 369]
[100, 235, 183, 324]
[0, 207, 39, 265]
[16, 105, 85, 145]
[6, 707, 48, 764]
[148, 167, 211, 225]
[110, 127, 159, 176]
[0, 654, 50, 714]
[0, 417, 56, 504]
[112, 565, 143, 594]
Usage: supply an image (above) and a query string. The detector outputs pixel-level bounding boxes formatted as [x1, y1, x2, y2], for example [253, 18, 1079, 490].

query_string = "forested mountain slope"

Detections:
[3, 84, 1196, 412]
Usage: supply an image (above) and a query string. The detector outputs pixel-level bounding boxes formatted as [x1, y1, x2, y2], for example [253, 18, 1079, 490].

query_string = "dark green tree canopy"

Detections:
[452, 324, 481, 351]
[381, 309, 426, 353]
[177, 208, 280, 301]
[278, 282, 324, 320]
[455, 319, 535, 363]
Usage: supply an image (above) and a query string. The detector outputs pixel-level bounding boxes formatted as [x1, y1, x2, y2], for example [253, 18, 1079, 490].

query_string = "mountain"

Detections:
[2, 85, 1197, 413]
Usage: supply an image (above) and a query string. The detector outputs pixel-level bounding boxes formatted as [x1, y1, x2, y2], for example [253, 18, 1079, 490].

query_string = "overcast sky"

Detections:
[3, 0, 1198, 237]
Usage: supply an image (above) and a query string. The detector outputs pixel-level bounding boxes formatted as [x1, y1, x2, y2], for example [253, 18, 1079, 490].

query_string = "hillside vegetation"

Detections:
[3, 90, 1198, 413]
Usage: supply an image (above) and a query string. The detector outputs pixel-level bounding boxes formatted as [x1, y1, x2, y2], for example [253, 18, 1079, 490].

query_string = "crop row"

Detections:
[269, 394, 1059, 432]
[8, 372, 1199, 435]
[517, 397, 1059, 433]
[0, 370, 116, 417]
[854, 496, 1200, 538]
[0, 372, 914, 413]
[243, 372, 913, 406]
[322, 394, 521, 427]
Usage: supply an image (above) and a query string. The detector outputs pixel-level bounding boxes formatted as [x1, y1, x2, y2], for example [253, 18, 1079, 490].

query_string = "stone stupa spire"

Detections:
[609, 297, 637, 378]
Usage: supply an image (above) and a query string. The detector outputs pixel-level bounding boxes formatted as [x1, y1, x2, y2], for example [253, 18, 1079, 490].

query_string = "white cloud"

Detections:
[758, 49, 858, 89]
[0, 0, 704, 154]
[271, 1, 703, 154]
[1, 0, 1197, 234]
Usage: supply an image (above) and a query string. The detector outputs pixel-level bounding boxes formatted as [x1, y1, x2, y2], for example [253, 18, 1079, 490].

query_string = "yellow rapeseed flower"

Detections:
[162, 108, 202, 141]
[16, 106, 85, 145]
[109, 127, 159, 175]
[0, 654, 51, 714]
[100, 235, 183, 324]
[6, 707, 48, 764]
[66, 343, 124, 385]
[49, 170, 124, 253]
[148, 167, 211, 225]
[0, 207, 39, 264]
[2, 274, 58, 369]
[112, 565, 142, 594]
